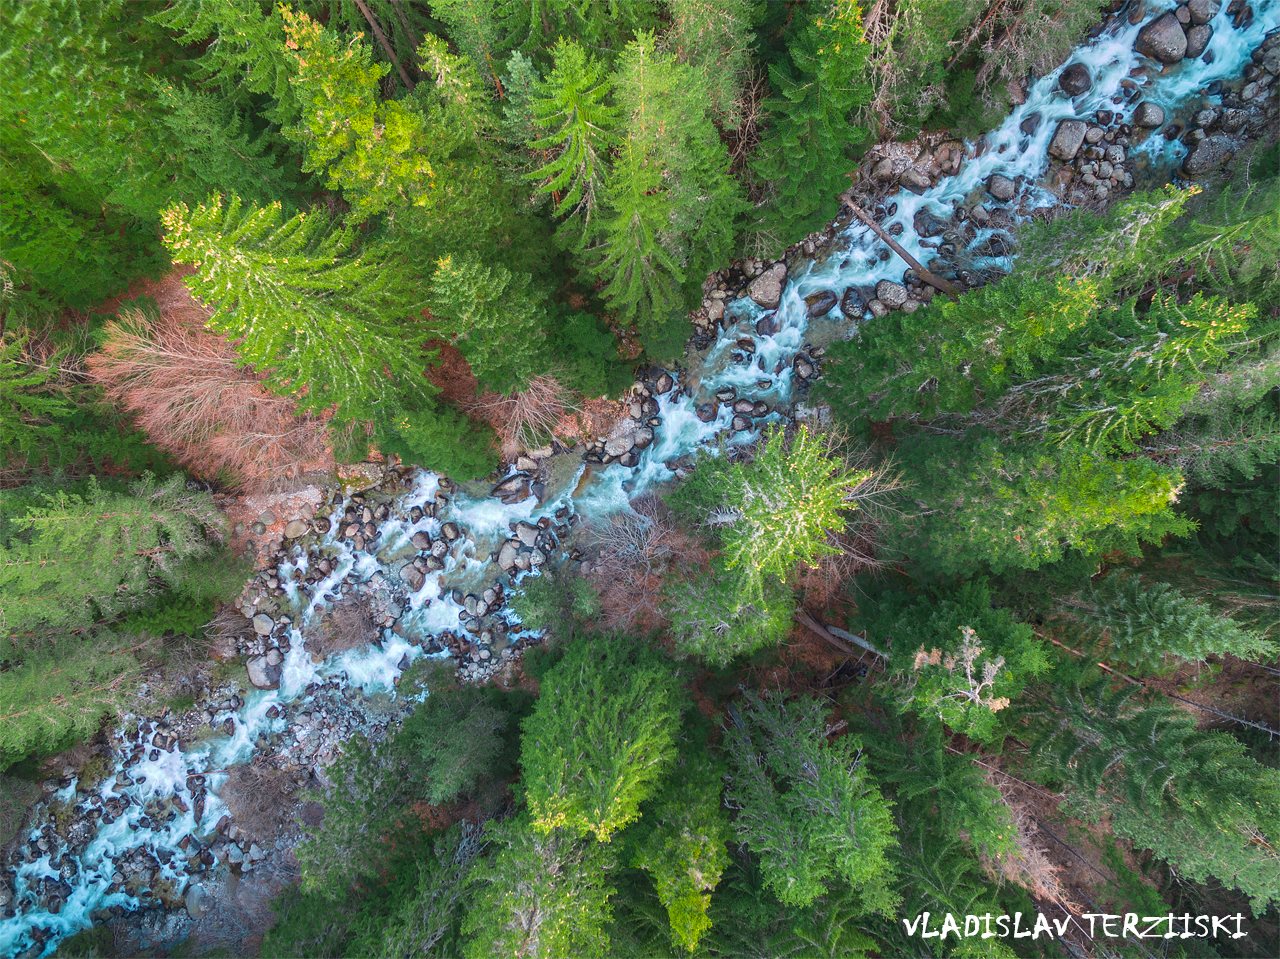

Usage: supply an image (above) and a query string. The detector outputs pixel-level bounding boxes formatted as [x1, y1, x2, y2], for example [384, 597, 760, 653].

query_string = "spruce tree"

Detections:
[1064, 574, 1275, 671]
[427, 254, 552, 393]
[723, 690, 898, 910]
[750, 0, 873, 253]
[520, 638, 683, 842]
[663, 566, 795, 667]
[0, 474, 223, 641]
[281, 7, 432, 221]
[463, 816, 617, 959]
[0, 334, 69, 468]
[161, 194, 426, 424]
[526, 39, 618, 242]
[664, 0, 760, 125]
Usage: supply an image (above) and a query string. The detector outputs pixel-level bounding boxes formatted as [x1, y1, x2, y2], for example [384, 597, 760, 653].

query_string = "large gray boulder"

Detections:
[987, 174, 1016, 201]
[1186, 0, 1220, 25]
[1133, 101, 1166, 127]
[1183, 135, 1234, 176]
[874, 280, 909, 309]
[1048, 120, 1087, 160]
[246, 655, 281, 690]
[1136, 13, 1188, 63]
[1184, 23, 1212, 59]
[748, 263, 787, 309]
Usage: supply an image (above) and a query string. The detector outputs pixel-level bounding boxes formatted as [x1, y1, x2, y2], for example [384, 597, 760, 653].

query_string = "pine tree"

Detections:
[430, 0, 509, 87]
[750, 0, 873, 254]
[281, 7, 433, 221]
[499, 0, 660, 58]
[427, 254, 552, 393]
[860, 580, 1049, 742]
[883, 432, 1194, 577]
[1063, 574, 1275, 671]
[161, 194, 427, 424]
[590, 32, 744, 357]
[663, 565, 795, 667]
[663, 0, 760, 125]
[0, 333, 69, 468]
[0, 474, 223, 641]
[463, 815, 617, 959]
[520, 638, 683, 842]
[1033, 679, 1280, 913]
[0, 636, 145, 770]
[526, 39, 617, 241]
[149, 0, 298, 121]
[723, 690, 898, 910]
[631, 740, 730, 952]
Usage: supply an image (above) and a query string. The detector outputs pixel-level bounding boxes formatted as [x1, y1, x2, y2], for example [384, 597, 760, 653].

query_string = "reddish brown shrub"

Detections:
[466, 375, 582, 460]
[87, 280, 332, 491]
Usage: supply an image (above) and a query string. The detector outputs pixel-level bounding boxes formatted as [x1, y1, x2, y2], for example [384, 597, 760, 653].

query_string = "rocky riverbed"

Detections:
[2, 1, 1278, 955]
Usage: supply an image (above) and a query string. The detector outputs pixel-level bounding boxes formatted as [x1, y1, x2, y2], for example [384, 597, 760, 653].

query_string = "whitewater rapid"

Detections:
[2, 0, 1275, 954]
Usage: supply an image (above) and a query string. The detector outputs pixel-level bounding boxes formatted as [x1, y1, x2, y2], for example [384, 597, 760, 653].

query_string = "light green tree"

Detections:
[161, 194, 425, 424]
[463, 815, 616, 959]
[663, 565, 795, 667]
[724, 690, 898, 910]
[0, 474, 223, 640]
[663, 0, 760, 125]
[520, 638, 683, 841]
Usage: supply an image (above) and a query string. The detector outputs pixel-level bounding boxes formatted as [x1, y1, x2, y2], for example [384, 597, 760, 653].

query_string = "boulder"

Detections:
[401, 565, 425, 591]
[874, 280, 909, 309]
[1136, 12, 1188, 63]
[747, 263, 787, 309]
[246, 656, 281, 690]
[793, 356, 815, 380]
[1058, 62, 1092, 96]
[411, 531, 432, 550]
[1048, 120, 1087, 160]
[252, 613, 274, 636]
[1184, 23, 1212, 59]
[1019, 112, 1042, 136]
[441, 522, 461, 541]
[731, 415, 752, 432]
[1183, 135, 1233, 175]
[1186, 0, 1220, 25]
[986, 174, 1016, 201]
[604, 433, 634, 458]
[514, 523, 540, 548]
[840, 288, 865, 317]
[1133, 101, 1166, 127]
[491, 474, 531, 503]
[804, 290, 837, 317]
[654, 372, 674, 395]
[899, 168, 931, 193]
[696, 403, 717, 423]
[283, 519, 309, 539]
[497, 540, 520, 571]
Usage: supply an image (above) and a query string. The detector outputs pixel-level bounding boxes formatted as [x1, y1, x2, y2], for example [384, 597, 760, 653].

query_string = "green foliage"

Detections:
[373, 401, 498, 480]
[526, 40, 617, 236]
[520, 637, 683, 841]
[116, 548, 250, 638]
[0, 333, 70, 467]
[750, 0, 872, 253]
[1063, 574, 1275, 672]
[511, 567, 602, 637]
[302, 0, 431, 79]
[0, 636, 144, 770]
[664, 0, 760, 125]
[296, 669, 525, 897]
[282, 7, 432, 221]
[499, 0, 660, 57]
[663, 564, 795, 667]
[860, 581, 1049, 742]
[463, 815, 617, 959]
[884, 432, 1194, 577]
[723, 690, 898, 910]
[1033, 679, 1280, 913]
[589, 32, 744, 357]
[673, 426, 869, 599]
[632, 740, 730, 952]
[553, 311, 628, 397]
[162, 193, 426, 424]
[0, 474, 223, 641]
[428, 254, 551, 393]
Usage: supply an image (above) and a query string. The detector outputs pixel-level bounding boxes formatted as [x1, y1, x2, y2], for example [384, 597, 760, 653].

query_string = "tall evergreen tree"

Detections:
[526, 40, 617, 243]
[520, 638, 683, 842]
[664, 0, 760, 125]
[0, 474, 223, 641]
[0, 334, 69, 468]
[750, 0, 873, 253]
[723, 690, 898, 910]
[161, 194, 426, 424]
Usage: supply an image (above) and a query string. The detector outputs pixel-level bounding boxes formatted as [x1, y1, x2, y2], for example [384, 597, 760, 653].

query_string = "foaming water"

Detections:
[2, 2, 1275, 953]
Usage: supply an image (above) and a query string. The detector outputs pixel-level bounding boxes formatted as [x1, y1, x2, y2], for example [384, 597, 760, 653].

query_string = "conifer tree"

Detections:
[664, 0, 760, 125]
[0, 474, 223, 641]
[520, 638, 683, 842]
[0, 334, 69, 468]
[751, 0, 873, 253]
[161, 194, 426, 424]
[663, 566, 795, 667]
[281, 7, 433, 221]
[1063, 574, 1275, 671]
[632, 741, 730, 952]
[0, 636, 145, 770]
[427, 254, 552, 393]
[463, 816, 617, 959]
[723, 690, 898, 910]
[1034, 679, 1280, 913]
[526, 40, 617, 242]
